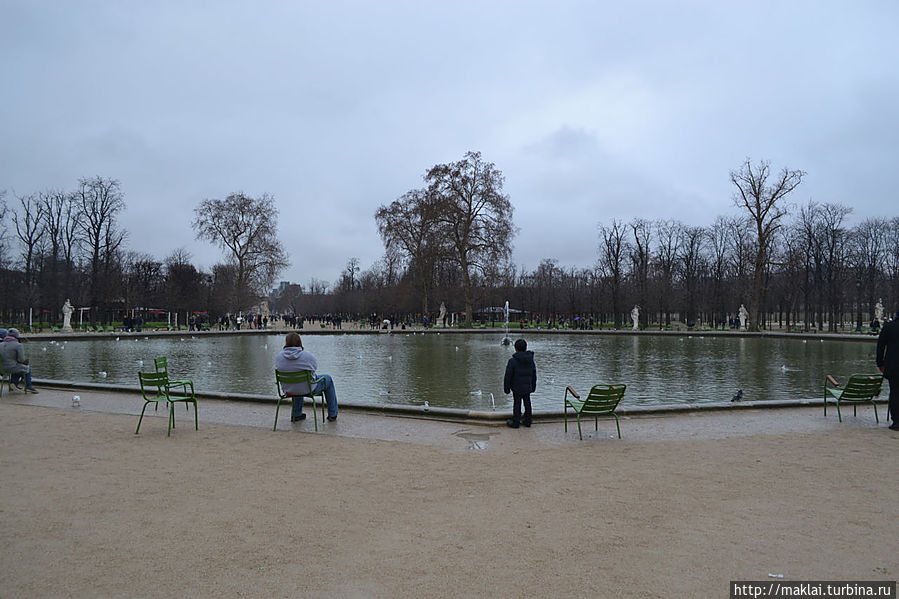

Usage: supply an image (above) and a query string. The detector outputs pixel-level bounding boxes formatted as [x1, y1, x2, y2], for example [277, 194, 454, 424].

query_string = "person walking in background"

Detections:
[1, 328, 38, 393]
[275, 333, 339, 422]
[876, 307, 899, 431]
[504, 338, 536, 428]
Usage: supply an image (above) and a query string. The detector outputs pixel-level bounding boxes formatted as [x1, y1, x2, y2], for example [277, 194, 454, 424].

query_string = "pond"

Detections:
[31, 332, 878, 412]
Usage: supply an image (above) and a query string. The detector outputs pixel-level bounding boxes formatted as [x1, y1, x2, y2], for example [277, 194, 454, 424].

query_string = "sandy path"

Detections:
[1, 402, 896, 598]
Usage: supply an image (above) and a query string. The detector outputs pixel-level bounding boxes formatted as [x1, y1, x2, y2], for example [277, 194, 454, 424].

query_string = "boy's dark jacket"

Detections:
[504, 350, 537, 395]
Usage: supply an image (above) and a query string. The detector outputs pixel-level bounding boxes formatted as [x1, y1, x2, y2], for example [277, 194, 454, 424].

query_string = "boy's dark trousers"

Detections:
[512, 392, 532, 425]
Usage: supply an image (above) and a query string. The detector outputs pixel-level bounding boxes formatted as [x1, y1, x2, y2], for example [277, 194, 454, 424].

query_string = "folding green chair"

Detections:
[824, 373, 883, 423]
[136, 371, 198, 436]
[564, 384, 627, 440]
[274, 369, 326, 432]
[154, 357, 195, 412]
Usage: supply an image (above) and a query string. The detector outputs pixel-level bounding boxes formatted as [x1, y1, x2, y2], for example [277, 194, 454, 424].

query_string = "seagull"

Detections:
[731, 389, 743, 402]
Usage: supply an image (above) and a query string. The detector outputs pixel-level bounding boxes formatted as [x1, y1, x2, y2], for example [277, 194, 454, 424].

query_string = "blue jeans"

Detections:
[9, 368, 32, 388]
[292, 374, 338, 419]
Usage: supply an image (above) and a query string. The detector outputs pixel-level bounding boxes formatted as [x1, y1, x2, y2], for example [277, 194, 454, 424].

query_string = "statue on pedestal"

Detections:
[631, 305, 640, 330]
[62, 299, 74, 332]
[875, 298, 884, 323]
[738, 304, 749, 330]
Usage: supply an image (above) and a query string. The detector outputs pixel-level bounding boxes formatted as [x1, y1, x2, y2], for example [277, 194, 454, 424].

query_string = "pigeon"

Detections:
[731, 389, 743, 402]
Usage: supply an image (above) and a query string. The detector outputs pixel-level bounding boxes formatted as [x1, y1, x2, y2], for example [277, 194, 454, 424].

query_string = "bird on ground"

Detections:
[731, 389, 743, 402]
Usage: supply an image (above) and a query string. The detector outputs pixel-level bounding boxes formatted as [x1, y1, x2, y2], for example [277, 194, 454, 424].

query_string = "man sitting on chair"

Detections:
[1, 328, 39, 393]
[275, 333, 339, 422]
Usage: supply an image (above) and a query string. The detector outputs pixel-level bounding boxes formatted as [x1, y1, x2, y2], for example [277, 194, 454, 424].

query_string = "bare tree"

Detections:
[164, 248, 203, 322]
[12, 194, 46, 313]
[629, 218, 652, 328]
[707, 216, 737, 326]
[678, 225, 706, 326]
[39, 188, 80, 320]
[850, 217, 888, 324]
[123, 252, 163, 314]
[338, 257, 361, 293]
[885, 218, 899, 305]
[598, 219, 630, 328]
[39, 189, 80, 268]
[375, 188, 443, 316]
[426, 151, 516, 326]
[817, 203, 852, 330]
[654, 219, 682, 327]
[75, 176, 127, 324]
[192, 192, 290, 312]
[730, 158, 805, 330]
[0, 190, 9, 268]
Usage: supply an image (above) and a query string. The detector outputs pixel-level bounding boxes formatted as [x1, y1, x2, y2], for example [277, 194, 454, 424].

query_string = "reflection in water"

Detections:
[454, 429, 493, 450]
[32, 333, 877, 412]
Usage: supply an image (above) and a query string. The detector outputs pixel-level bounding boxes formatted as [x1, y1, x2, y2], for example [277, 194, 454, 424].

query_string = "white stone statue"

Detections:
[874, 299, 884, 323]
[62, 299, 74, 332]
[438, 302, 447, 327]
[631, 305, 640, 330]
[738, 304, 749, 330]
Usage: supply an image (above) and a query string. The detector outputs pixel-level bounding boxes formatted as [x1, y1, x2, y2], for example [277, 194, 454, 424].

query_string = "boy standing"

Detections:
[504, 338, 536, 428]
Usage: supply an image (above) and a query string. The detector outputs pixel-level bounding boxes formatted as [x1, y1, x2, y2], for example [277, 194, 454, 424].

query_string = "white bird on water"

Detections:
[98, 371, 107, 378]
[470, 390, 482, 396]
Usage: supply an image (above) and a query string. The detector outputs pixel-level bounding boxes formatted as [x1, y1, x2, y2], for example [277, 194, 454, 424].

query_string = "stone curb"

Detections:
[33, 378, 887, 425]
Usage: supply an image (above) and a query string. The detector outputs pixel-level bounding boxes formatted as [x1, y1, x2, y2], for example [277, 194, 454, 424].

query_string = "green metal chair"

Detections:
[824, 373, 883, 423]
[136, 371, 198, 436]
[564, 383, 627, 440]
[154, 357, 195, 411]
[274, 369, 326, 432]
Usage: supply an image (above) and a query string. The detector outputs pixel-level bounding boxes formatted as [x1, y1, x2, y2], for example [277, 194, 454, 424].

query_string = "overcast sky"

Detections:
[2, 1, 897, 288]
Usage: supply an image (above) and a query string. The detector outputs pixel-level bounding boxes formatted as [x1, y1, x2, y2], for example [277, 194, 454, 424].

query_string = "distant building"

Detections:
[272, 281, 292, 297]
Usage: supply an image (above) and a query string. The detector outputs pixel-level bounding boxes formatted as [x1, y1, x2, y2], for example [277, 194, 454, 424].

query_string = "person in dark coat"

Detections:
[876, 308, 899, 430]
[504, 338, 537, 429]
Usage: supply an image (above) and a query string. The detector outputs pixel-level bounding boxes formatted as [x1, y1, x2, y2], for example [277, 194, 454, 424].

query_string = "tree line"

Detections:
[0, 180, 287, 328]
[2, 156, 897, 331]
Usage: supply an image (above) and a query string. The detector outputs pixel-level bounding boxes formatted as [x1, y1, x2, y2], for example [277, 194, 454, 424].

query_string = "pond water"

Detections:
[32, 332, 878, 412]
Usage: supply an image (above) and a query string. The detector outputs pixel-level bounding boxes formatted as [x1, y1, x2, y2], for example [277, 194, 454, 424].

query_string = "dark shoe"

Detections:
[522, 420, 532, 428]
[889, 423, 899, 431]
[13, 383, 23, 390]
[327, 415, 337, 422]
[291, 413, 306, 422]
[506, 419, 519, 429]
[25, 387, 38, 394]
